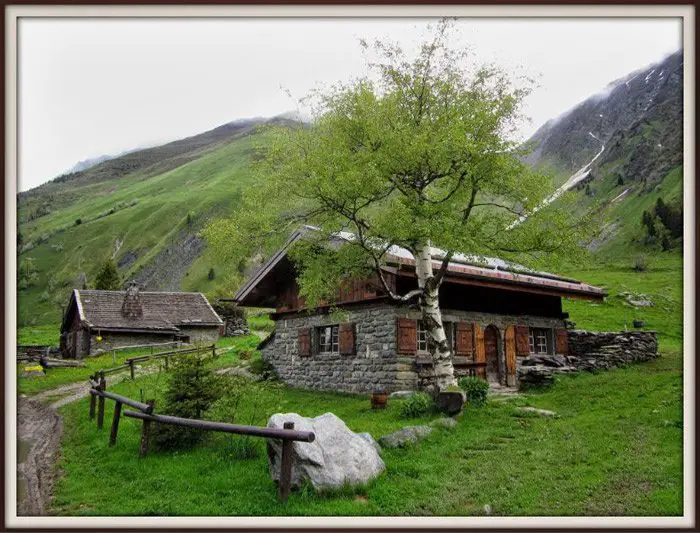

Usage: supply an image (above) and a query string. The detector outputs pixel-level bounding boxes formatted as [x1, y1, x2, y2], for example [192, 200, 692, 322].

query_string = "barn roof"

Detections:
[232, 226, 606, 307]
[64, 289, 223, 333]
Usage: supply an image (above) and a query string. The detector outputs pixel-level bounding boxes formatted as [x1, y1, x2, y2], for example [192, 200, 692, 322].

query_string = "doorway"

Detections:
[484, 325, 500, 383]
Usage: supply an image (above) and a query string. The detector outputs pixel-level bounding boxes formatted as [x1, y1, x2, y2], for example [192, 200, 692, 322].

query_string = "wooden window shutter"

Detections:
[396, 318, 417, 355]
[474, 324, 486, 378]
[339, 323, 356, 355]
[555, 328, 569, 355]
[505, 326, 517, 385]
[515, 325, 530, 356]
[455, 322, 474, 356]
[298, 327, 311, 357]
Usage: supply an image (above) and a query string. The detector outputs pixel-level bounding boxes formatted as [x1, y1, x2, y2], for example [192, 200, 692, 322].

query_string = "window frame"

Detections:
[528, 328, 550, 355]
[318, 324, 340, 354]
[417, 320, 429, 353]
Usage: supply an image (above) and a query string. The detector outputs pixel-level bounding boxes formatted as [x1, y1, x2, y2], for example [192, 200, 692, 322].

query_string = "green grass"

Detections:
[17, 324, 59, 346]
[561, 254, 683, 353]
[51, 349, 682, 516]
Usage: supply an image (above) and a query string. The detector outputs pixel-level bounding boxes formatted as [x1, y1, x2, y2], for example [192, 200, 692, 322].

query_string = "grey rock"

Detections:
[389, 390, 415, 399]
[484, 504, 493, 516]
[357, 432, 382, 455]
[378, 425, 433, 448]
[266, 412, 385, 492]
[429, 417, 458, 429]
[517, 407, 558, 417]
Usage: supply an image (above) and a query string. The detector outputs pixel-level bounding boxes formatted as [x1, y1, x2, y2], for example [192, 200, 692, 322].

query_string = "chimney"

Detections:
[121, 280, 143, 318]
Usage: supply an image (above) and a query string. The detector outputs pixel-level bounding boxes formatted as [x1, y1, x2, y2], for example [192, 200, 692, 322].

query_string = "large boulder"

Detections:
[266, 412, 385, 492]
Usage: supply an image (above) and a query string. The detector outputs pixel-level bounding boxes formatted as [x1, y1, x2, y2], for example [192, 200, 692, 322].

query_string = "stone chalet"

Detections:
[60, 284, 223, 358]
[231, 227, 607, 393]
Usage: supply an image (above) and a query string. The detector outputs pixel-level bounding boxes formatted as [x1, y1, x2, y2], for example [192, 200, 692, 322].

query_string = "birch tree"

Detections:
[206, 19, 589, 391]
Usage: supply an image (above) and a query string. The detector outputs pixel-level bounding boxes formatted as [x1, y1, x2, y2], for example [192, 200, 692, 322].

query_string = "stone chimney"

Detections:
[121, 280, 143, 318]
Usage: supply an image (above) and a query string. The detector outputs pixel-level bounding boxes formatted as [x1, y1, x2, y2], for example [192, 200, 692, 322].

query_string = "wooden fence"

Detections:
[100, 344, 217, 378]
[87, 374, 314, 501]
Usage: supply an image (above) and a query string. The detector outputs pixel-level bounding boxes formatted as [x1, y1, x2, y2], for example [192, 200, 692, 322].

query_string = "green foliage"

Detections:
[18, 257, 39, 290]
[633, 254, 649, 272]
[400, 392, 434, 418]
[93, 257, 121, 290]
[249, 355, 278, 381]
[152, 354, 222, 452]
[207, 267, 216, 281]
[458, 376, 489, 407]
[75, 218, 82, 226]
[207, 19, 589, 310]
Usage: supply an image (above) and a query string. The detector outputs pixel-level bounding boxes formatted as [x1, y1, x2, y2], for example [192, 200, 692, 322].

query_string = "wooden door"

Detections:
[484, 325, 500, 383]
[505, 326, 517, 387]
[474, 324, 486, 378]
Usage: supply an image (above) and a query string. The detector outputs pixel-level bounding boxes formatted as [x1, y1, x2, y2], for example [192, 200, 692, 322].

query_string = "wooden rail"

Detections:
[87, 373, 313, 501]
[99, 344, 216, 378]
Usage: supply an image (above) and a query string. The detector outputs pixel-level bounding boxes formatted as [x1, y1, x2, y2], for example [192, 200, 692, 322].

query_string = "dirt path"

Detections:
[16, 396, 63, 516]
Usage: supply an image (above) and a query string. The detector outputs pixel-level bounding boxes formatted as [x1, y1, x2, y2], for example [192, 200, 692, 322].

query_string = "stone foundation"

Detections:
[518, 330, 659, 388]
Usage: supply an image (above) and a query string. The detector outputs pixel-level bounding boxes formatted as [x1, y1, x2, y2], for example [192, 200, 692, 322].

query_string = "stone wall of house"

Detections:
[89, 332, 175, 355]
[264, 303, 566, 393]
[264, 303, 416, 393]
[517, 330, 659, 387]
[177, 326, 221, 345]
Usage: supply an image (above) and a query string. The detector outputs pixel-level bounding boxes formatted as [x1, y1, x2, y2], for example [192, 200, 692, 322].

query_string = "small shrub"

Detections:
[75, 218, 82, 225]
[400, 392, 433, 418]
[459, 376, 489, 407]
[208, 267, 216, 281]
[633, 254, 649, 272]
[249, 356, 278, 381]
[152, 354, 222, 452]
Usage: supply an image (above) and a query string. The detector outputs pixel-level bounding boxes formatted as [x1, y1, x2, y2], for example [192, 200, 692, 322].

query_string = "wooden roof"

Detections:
[231, 227, 606, 307]
[63, 289, 223, 332]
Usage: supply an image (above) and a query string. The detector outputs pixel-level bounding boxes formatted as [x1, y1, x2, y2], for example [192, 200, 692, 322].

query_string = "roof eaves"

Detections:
[74, 289, 87, 322]
[233, 228, 306, 303]
[199, 293, 224, 324]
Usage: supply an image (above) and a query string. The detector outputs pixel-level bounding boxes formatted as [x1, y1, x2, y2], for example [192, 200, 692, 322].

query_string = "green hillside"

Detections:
[17, 126, 263, 326]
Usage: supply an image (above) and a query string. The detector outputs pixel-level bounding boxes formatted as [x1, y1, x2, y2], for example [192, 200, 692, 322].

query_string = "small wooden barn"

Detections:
[60, 284, 223, 358]
[231, 227, 606, 393]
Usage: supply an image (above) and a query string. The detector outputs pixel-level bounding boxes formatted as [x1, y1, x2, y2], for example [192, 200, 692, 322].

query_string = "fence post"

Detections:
[139, 400, 155, 457]
[109, 401, 123, 446]
[129, 360, 135, 379]
[212, 344, 217, 360]
[96, 375, 107, 429]
[279, 422, 295, 502]
[89, 375, 97, 419]
[112, 349, 116, 364]
[164, 356, 169, 371]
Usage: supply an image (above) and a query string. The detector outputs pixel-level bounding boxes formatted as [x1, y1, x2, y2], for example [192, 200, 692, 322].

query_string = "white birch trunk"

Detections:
[414, 242, 456, 392]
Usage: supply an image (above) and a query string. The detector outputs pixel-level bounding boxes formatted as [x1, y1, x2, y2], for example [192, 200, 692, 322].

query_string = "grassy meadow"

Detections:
[51, 347, 682, 516]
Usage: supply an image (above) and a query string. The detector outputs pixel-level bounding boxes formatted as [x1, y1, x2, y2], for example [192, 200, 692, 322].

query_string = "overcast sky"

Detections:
[18, 17, 681, 191]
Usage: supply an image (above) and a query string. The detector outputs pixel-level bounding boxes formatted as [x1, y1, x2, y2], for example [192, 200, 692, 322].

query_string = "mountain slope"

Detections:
[524, 51, 683, 258]
[17, 54, 684, 327]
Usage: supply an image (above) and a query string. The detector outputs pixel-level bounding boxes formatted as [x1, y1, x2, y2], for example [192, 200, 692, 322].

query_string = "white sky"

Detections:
[18, 17, 681, 191]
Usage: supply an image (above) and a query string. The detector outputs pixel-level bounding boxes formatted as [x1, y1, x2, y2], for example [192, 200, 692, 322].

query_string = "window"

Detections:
[318, 325, 339, 354]
[528, 328, 549, 354]
[417, 321, 428, 352]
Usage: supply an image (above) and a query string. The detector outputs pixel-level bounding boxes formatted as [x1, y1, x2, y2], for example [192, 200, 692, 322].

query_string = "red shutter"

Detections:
[298, 328, 311, 357]
[515, 325, 530, 356]
[339, 323, 356, 355]
[396, 318, 417, 355]
[555, 328, 569, 355]
[455, 322, 474, 356]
